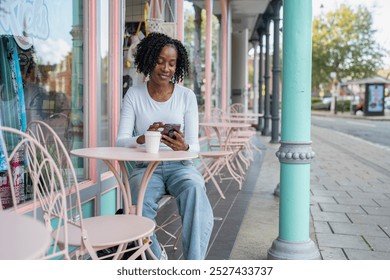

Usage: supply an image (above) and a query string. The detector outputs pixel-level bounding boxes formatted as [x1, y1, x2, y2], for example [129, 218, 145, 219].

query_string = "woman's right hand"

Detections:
[147, 122, 164, 131]
[137, 122, 164, 144]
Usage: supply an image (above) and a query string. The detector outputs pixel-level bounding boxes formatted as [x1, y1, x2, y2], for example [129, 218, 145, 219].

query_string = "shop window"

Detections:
[0, 0, 85, 209]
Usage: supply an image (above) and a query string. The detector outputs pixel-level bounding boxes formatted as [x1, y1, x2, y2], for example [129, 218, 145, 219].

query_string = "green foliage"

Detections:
[312, 4, 387, 92]
[336, 99, 351, 112]
[311, 97, 322, 104]
[311, 98, 351, 112]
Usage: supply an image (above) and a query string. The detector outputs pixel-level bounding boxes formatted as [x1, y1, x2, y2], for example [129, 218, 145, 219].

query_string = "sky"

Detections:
[312, 0, 390, 68]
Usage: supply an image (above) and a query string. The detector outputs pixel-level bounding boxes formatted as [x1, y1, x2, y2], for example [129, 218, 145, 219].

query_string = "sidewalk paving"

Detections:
[310, 125, 390, 259]
[159, 112, 390, 260]
[230, 114, 390, 260]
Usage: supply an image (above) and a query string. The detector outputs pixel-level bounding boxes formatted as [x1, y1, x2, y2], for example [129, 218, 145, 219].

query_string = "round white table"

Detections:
[71, 147, 198, 215]
[0, 212, 51, 260]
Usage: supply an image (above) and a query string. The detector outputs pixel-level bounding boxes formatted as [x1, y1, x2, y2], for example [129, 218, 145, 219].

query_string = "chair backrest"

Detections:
[26, 121, 84, 228]
[210, 107, 226, 122]
[47, 112, 73, 153]
[229, 103, 245, 114]
[0, 126, 70, 259]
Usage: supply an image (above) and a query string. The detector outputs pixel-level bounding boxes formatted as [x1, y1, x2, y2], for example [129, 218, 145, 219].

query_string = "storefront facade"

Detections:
[0, 0, 253, 226]
[1, 0, 209, 217]
[0, 0, 217, 216]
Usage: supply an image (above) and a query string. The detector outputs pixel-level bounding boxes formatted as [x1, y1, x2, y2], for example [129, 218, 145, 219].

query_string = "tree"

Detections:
[312, 4, 387, 94]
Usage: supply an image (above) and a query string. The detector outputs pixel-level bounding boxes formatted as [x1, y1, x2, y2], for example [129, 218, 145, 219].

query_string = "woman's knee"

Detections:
[179, 178, 206, 197]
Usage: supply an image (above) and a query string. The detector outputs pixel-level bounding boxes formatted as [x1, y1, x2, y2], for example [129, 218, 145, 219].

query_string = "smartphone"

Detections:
[162, 124, 181, 139]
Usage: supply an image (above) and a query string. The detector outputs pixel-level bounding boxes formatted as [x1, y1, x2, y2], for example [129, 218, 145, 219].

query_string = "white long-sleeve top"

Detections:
[116, 83, 200, 153]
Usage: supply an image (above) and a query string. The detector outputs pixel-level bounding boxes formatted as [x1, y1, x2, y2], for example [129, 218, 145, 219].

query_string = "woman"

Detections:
[116, 32, 214, 260]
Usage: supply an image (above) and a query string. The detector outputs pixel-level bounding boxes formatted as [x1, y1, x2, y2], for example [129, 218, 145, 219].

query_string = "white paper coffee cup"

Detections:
[144, 131, 161, 153]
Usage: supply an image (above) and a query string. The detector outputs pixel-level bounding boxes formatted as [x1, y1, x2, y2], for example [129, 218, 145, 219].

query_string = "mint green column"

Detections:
[267, 0, 320, 259]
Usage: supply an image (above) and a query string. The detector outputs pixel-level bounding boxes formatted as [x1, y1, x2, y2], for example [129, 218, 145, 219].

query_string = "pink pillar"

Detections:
[220, 0, 228, 112]
[110, 0, 121, 145]
[176, 0, 184, 41]
[205, 0, 213, 122]
[88, 0, 98, 181]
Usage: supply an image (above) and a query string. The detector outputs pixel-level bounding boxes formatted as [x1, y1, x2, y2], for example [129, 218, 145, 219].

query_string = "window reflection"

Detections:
[0, 0, 84, 208]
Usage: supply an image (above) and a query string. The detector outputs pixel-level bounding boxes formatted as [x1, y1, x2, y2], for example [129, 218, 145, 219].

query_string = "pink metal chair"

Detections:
[26, 121, 156, 260]
[229, 103, 245, 114]
[0, 126, 70, 260]
[199, 108, 250, 192]
[155, 195, 182, 250]
[198, 108, 234, 198]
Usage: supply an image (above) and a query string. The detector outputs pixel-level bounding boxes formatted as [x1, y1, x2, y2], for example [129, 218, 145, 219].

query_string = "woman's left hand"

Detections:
[161, 130, 189, 151]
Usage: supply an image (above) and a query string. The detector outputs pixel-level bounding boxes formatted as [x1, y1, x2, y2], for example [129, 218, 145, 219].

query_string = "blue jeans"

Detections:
[129, 160, 214, 260]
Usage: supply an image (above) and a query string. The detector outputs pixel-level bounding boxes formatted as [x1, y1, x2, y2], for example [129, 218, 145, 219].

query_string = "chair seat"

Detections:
[58, 215, 155, 247]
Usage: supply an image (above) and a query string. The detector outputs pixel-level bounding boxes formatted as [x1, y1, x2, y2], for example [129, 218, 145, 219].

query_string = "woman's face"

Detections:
[150, 45, 177, 85]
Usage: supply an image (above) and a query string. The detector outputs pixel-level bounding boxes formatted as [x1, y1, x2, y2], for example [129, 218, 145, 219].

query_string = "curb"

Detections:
[311, 111, 390, 121]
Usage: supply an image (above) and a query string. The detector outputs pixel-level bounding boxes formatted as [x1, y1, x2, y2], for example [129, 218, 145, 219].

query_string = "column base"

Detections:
[267, 237, 321, 260]
[261, 129, 270, 136]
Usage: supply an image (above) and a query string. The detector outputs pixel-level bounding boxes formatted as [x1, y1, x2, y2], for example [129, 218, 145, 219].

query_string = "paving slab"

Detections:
[329, 222, 388, 237]
[319, 247, 347, 260]
[311, 189, 351, 198]
[316, 233, 369, 250]
[344, 249, 390, 260]
[324, 184, 361, 191]
[359, 184, 390, 193]
[373, 198, 390, 208]
[380, 225, 390, 237]
[361, 206, 390, 216]
[311, 211, 351, 223]
[310, 196, 337, 204]
[313, 221, 332, 234]
[347, 191, 388, 200]
[363, 236, 390, 252]
[319, 203, 365, 214]
[347, 213, 390, 226]
[310, 184, 327, 191]
[334, 197, 380, 206]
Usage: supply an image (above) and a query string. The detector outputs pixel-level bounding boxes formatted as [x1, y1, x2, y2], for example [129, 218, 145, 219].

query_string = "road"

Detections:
[311, 115, 390, 148]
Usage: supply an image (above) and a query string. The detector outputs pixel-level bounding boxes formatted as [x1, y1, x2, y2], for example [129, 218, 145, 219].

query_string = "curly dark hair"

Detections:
[134, 32, 190, 83]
